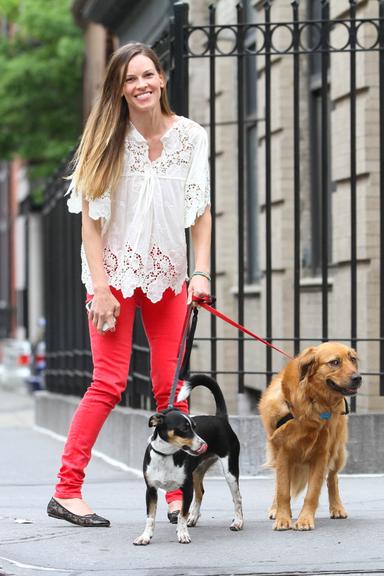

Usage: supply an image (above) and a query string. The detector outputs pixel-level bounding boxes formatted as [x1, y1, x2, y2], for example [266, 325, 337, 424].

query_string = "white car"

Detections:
[0, 339, 31, 390]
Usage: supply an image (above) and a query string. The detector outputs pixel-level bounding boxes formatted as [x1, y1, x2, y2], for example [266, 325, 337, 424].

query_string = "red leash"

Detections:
[167, 295, 293, 408]
[192, 295, 293, 360]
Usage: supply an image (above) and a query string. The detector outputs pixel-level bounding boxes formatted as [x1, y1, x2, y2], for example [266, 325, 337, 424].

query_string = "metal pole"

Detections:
[292, 0, 301, 356]
[321, 0, 329, 341]
[173, 2, 189, 117]
[237, 2, 245, 394]
[209, 4, 217, 379]
[379, 0, 384, 395]
[264, 0, 273, 382]
[349, 0, 357, 411]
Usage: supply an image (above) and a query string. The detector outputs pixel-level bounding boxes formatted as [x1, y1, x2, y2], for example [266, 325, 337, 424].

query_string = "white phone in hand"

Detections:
[85, 300, 115, 332]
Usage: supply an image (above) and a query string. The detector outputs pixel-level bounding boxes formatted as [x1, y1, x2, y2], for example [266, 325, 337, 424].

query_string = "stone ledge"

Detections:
[35, 391, 384, 475]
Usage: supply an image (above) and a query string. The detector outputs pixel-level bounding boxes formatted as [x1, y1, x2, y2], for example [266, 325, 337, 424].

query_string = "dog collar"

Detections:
[275, 398, 349, 429]
[318, 397, 350, 420]
[149, 442, 175, 456]
[275, 412, 294, 429]
[320, 398, 349, 420]
[150, 442, 174, 457]
[275, 410, 333, 426]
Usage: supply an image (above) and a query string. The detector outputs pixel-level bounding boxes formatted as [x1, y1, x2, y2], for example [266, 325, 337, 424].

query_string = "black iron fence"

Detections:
[43, 0, 384, 411]
[43, 159, 156, 410]
[43, 156, 91, 399]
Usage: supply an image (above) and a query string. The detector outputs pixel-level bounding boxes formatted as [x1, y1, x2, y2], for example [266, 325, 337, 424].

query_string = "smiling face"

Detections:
[121, 54, 165, 115]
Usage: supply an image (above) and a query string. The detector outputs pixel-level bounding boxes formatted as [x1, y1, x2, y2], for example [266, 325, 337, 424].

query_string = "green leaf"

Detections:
[0, 0, 83, 198]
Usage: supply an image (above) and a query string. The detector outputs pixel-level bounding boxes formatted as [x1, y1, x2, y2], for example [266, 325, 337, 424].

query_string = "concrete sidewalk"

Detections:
[0, 387, 384, 576]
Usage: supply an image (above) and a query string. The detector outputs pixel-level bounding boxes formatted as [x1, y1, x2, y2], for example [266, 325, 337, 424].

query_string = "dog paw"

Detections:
[268, 508, 277, 520]
[273, 516, 292, 531]
[133, 534, 151, 545]
[187, 513, 200, 527]
[230, 518, 244, 531]
[294, 515, 315, 530]
[330, 506, 348, 519]
[177, 532, 191, 544]
[177, 517, 192, 543]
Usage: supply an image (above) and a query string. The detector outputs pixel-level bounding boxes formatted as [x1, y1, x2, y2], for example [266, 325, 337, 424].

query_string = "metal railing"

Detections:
[42, 0, 384, 410]
[171, 0, 384, 411]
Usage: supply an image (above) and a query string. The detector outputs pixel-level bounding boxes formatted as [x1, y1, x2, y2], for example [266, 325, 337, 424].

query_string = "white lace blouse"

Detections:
[66, 116, 210, 303]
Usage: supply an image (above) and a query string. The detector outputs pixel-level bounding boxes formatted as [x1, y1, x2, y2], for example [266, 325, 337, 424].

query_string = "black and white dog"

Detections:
[133, 374, 243, 545]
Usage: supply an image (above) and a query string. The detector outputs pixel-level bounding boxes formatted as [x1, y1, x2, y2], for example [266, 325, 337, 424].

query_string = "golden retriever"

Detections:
[258, 342, 362, 531]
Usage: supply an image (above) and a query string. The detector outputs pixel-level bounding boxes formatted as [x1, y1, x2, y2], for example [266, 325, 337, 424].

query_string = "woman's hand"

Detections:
[187, 275, 211, 305]
[88, 287, 120, 334]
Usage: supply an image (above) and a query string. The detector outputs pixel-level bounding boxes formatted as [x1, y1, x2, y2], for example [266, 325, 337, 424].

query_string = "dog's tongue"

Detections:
[197, 443, 208, 455]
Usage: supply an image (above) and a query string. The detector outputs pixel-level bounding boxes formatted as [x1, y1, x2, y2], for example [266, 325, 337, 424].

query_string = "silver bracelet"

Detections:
[191, 270, 211, 281]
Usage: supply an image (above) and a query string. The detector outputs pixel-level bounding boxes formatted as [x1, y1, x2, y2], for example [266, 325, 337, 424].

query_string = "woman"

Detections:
[47, 42, 211, 527]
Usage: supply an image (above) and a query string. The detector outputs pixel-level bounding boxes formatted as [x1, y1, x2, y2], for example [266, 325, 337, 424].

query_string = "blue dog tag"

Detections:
[320, 411, 331, 420]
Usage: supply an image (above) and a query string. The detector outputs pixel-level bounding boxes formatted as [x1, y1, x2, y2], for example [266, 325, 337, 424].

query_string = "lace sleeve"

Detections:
[66, 181, 82, 214]
[184, 126, 210, 228]
[66, 181, 111, 222]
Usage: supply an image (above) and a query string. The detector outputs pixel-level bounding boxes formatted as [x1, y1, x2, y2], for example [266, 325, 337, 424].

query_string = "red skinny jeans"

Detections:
[54, 284, 188, 504]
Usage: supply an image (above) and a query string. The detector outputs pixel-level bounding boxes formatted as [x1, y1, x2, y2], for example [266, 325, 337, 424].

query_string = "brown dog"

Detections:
[258, 342, 362, 531]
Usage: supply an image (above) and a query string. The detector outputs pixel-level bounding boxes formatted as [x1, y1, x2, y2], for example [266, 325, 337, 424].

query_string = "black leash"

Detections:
[167, 303, 194, 409]
[178, 306, 199, 381]
[167, 296, 215, 409]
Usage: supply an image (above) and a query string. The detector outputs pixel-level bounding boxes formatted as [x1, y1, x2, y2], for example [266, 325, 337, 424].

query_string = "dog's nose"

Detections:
[351, 373, 362, 388]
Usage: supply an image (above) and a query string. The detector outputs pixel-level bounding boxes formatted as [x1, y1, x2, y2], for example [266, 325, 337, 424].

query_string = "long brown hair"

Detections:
[70, 43, 173, 200]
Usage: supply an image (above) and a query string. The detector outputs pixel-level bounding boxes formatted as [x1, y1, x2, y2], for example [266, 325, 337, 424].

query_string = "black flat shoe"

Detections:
[47, 498, 110, 527]
[167, 510, 180, 524]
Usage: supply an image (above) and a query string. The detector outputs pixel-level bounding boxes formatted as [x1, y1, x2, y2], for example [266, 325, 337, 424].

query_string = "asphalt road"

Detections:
[0, 385, 383, 576]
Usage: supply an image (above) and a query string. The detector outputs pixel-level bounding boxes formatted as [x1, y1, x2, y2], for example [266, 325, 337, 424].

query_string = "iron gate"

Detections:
[43, 0, 384, 411]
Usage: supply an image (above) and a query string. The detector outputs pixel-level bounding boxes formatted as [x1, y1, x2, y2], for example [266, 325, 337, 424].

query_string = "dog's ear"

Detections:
[148, 413, 164, 428]
[298, 346, 317, 381]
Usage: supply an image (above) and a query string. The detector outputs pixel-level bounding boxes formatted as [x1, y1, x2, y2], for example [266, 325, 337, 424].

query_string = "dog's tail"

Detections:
[290, 465, 309, 498]
[177, 374, 228, 417]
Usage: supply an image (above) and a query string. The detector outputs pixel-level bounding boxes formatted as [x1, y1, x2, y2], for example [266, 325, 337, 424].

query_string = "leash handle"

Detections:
[195, 297, 293, 360]
[192, 294, 216, 306]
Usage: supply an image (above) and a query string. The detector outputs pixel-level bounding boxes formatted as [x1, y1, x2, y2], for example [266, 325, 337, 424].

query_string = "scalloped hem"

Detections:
[84, 279, 185, 304]
[184, 202, 211, 229]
